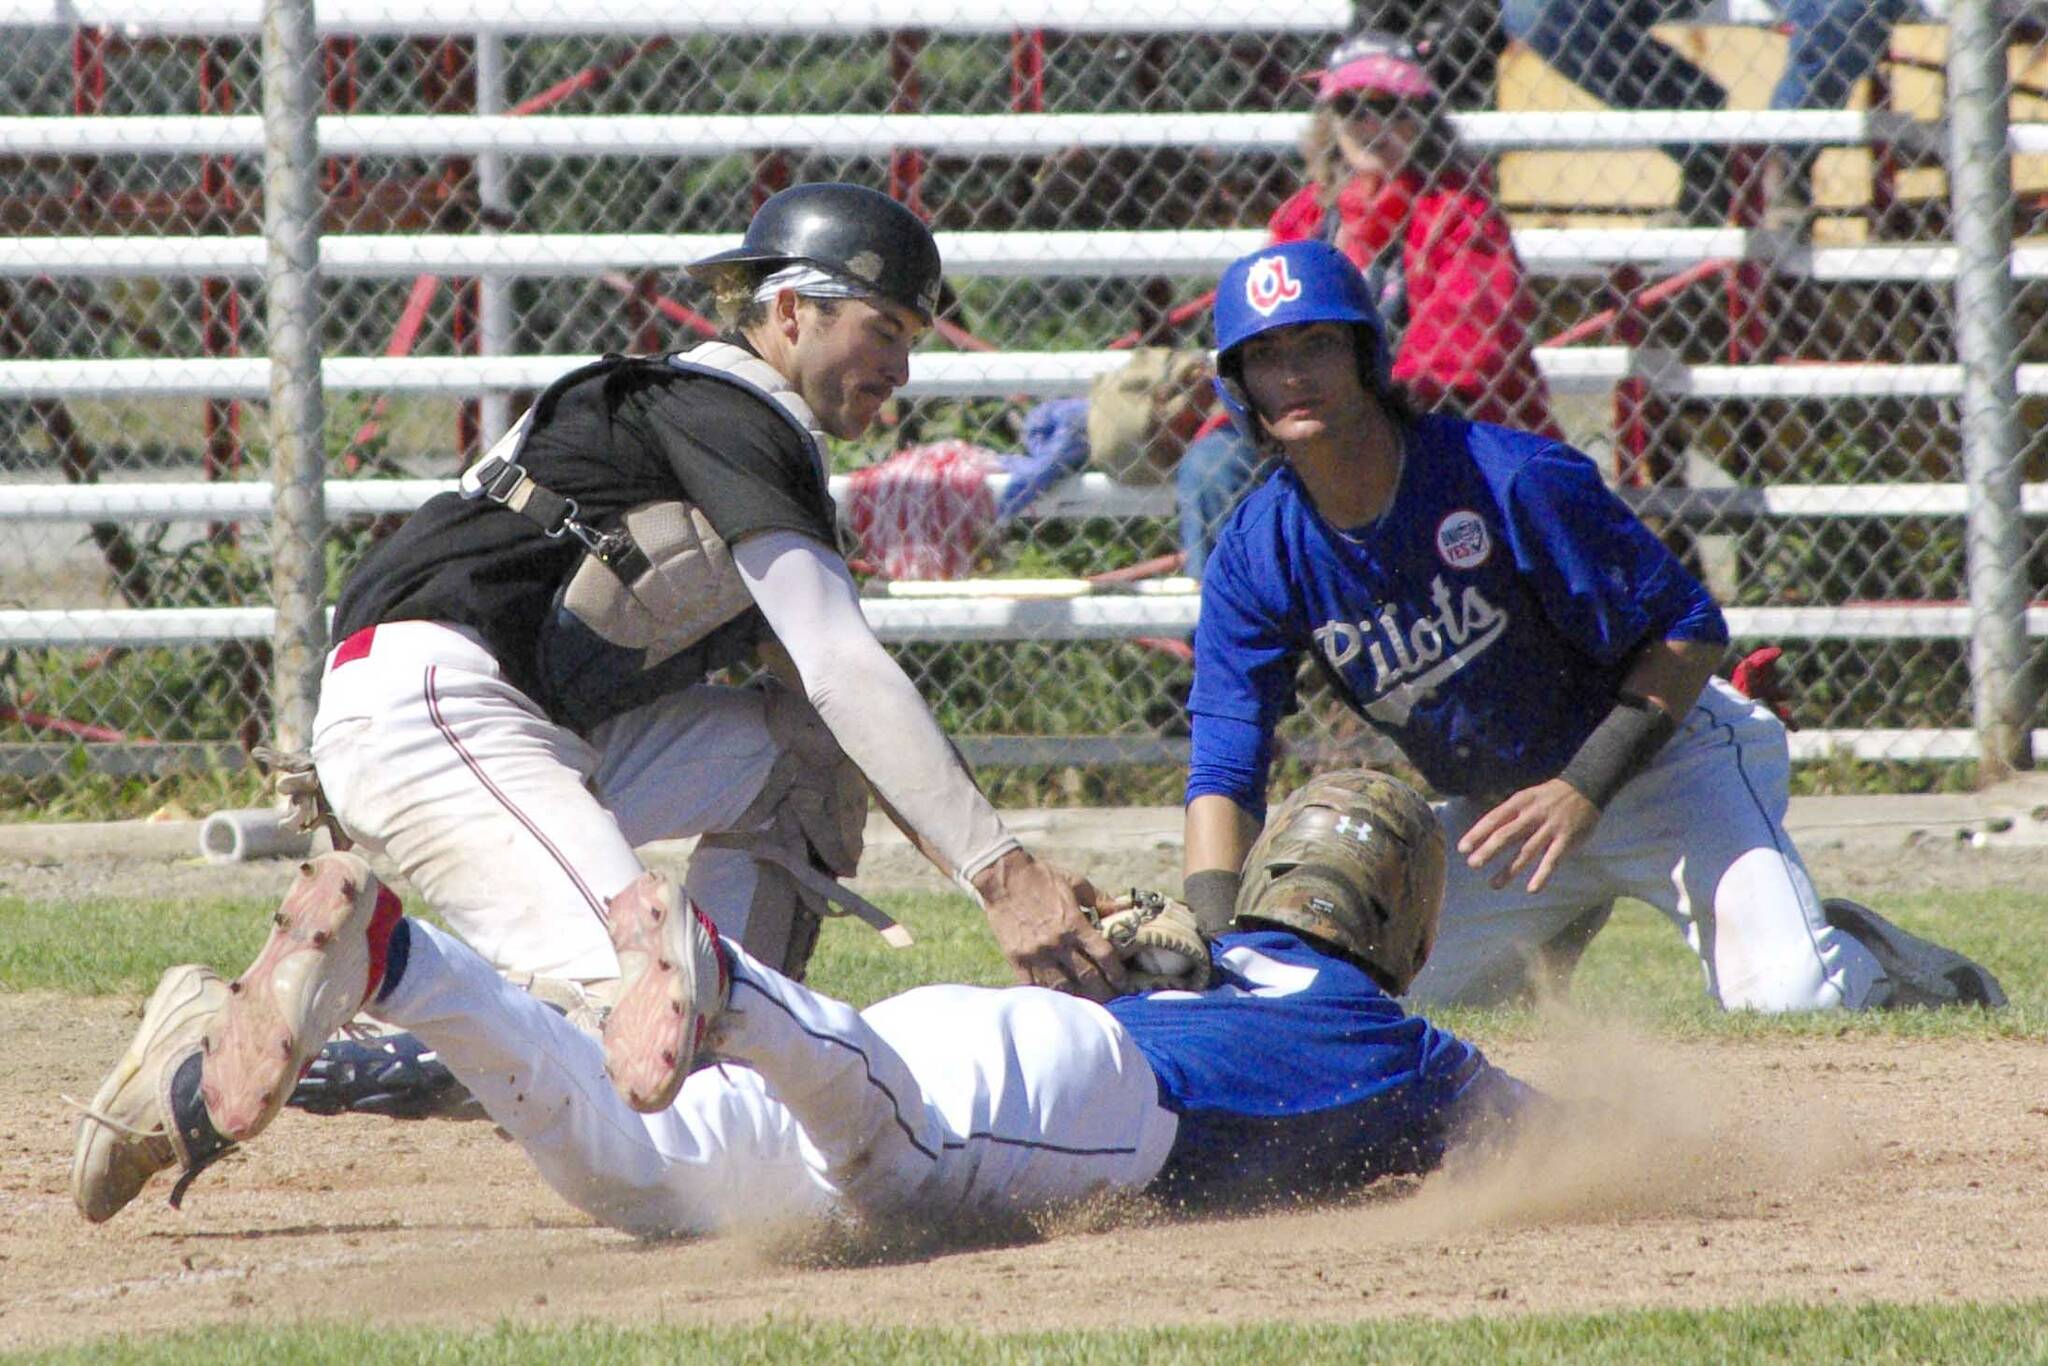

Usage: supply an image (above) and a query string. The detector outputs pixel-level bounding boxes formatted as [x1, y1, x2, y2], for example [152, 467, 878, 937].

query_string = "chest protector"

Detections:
[459, 341, 830, 732]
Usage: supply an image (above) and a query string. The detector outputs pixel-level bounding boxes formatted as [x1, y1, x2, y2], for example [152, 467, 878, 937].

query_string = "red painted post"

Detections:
[889, 31, 927, 216]
[198, 41, 244, 532]
[1725, 145, 1769, 364]
[1011, 29, 1045, 113]
[1608, 266, 1650, 487]
[420, 37, 482, 458]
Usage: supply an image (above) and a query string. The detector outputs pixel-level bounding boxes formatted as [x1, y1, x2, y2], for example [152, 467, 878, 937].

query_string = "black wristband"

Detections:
[1183, 868, 1242, 937]
[1557, 692, 1678, 809]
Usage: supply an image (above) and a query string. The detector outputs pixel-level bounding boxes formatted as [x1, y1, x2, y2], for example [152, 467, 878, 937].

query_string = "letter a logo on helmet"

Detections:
[1211, 240, 1396, 440]
[1245, 255, 1303, 317]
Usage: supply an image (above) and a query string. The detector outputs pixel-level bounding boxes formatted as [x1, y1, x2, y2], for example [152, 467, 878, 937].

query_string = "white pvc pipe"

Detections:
[0, 345, 1645, 399]
[0, 601, 2044, 649]
[199, 808, 314, 863]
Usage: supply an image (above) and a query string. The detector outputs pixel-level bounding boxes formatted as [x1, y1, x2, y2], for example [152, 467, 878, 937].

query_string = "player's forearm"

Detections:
[1185, 793, 1259, 876]
[1620, 637, 1725, 720]
[735, 532, 1018, 882]
[1555, 638, 1725, 809]
[757, 638, 964, 883]
[870, 777, 973, 882]
[1183, 793, 1260, 933]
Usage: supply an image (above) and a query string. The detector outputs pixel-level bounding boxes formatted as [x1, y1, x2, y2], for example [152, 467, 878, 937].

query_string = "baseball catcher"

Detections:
[238, 182, 1136, 1127]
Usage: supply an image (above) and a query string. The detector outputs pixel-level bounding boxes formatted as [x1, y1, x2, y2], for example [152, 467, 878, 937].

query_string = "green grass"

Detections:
[13, 885, 2046, 1361]
[19, 1301, 2048, 1364]
[1430, 887, 2048, 1044]
[0, 892, 284, 997]
[11, 879, 2044, 1045]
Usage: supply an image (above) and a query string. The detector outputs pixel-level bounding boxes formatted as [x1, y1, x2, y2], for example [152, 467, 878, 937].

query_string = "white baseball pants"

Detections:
[372, 920, 1179, 1237]
[1407, 678, 1886, 1012]
[310, 621, 784, 982]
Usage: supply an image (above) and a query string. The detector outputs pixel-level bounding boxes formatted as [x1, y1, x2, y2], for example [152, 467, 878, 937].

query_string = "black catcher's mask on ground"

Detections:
[1233, 769, 1447, 994]
[686, 182, 943, 322]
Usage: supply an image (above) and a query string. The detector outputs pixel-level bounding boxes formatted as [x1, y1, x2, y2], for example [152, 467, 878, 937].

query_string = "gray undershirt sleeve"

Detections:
[732, 529, 1020, 883]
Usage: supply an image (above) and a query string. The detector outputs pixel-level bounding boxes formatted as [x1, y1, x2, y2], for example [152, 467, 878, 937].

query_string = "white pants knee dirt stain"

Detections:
[310, 621, 781, 982]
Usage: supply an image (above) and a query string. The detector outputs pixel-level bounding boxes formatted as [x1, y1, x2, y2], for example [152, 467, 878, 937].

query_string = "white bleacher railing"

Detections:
[10, 230, 2048, 282]
[3, 2, 2033, 774]
[8, 351, 2048, 401]
[7, 475, 2044, 526]
[3, 598, 2040, 652]
[0, 0, 1352, 34]
[0, 109, 1950, 160]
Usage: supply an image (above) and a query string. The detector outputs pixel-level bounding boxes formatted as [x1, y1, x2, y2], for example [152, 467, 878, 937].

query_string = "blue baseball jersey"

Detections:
[1187, 415, 1725, 810]
[1105, 929, 1531, 1203]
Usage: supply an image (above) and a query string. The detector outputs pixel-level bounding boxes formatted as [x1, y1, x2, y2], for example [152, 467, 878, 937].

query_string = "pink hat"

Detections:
[1312, 31, 1438, 103]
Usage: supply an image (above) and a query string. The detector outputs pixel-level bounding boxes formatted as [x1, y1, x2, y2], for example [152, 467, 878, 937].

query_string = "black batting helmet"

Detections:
[687, 182, 943, 322]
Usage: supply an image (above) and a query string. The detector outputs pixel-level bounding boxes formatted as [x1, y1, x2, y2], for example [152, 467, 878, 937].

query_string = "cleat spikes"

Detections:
[600, 871, 730, 1114]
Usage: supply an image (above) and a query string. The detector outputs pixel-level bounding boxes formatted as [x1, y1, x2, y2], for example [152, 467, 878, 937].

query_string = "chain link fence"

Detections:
[0, 0, 2040, 816]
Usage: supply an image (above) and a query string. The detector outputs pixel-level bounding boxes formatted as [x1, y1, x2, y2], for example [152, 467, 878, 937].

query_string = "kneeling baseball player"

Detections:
[74, 772, 1535, 1235]
[1183, 239, 2005, 1013]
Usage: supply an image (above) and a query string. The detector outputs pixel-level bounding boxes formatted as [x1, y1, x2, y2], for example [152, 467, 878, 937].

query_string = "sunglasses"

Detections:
[1327, 95, 1411, 123]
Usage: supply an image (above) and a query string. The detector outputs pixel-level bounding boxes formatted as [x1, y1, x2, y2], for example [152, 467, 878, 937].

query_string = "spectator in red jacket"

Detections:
[1176, 31, 1561, 574]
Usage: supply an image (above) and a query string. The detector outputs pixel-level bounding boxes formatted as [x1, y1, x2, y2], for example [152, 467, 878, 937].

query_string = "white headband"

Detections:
[752, 263, 875, 305]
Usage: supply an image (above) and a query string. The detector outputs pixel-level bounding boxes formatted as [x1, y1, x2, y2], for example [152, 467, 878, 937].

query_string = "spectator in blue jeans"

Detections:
[1176, 426, 1269, 579]
[998, 349, 1230, 571]
[1502, 0, 1915, 225]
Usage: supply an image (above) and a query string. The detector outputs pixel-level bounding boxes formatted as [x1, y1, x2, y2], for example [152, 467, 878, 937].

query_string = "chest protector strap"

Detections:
[456, 345, 830, 710]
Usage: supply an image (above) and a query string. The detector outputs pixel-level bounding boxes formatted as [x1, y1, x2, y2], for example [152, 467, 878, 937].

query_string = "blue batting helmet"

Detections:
[1211, 239, 1391, 439]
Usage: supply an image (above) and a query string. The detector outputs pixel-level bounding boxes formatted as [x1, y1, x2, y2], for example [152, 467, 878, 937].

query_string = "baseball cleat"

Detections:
[202, 851, 405, 1141]
[70, 965, 238, 1223]
[601, 871, 730, 1113]
[1824, 898, 2008, 1009]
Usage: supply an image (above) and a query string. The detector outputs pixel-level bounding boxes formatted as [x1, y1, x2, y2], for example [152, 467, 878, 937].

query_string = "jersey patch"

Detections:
[1245, 255, 1304, 316]
[1435, 509, 1491, 568]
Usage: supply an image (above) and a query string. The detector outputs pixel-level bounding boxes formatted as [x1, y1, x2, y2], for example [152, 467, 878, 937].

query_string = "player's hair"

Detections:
[714, 272, 845, 334]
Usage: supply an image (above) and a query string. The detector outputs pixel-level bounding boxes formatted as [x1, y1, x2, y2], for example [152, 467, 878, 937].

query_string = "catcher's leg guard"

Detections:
[288, 1029, 488, 1121]
[71, 965, 237, 1222]
[289, 975, 610, 1124]
[685, 681, 895, 980]
[689, 830, 824, 979]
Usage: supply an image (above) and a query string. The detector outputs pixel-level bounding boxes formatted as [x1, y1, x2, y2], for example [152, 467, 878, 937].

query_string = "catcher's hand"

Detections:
[1090, 890, 1214, 993]
[252, 745, 353, 851]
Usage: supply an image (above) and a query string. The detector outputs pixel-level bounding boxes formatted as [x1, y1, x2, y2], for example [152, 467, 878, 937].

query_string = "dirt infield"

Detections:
[5, 842, 2047, 1351]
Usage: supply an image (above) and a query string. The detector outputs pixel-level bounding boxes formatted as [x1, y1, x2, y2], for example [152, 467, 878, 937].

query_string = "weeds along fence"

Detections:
[0, 0, 2041, 814]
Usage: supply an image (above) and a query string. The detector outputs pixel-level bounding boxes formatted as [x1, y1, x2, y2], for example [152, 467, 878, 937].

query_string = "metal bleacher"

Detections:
[1, 0, 2040, 767]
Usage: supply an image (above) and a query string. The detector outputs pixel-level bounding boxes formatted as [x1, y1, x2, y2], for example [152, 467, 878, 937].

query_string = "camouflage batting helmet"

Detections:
[1233, 769, 1446, 994]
